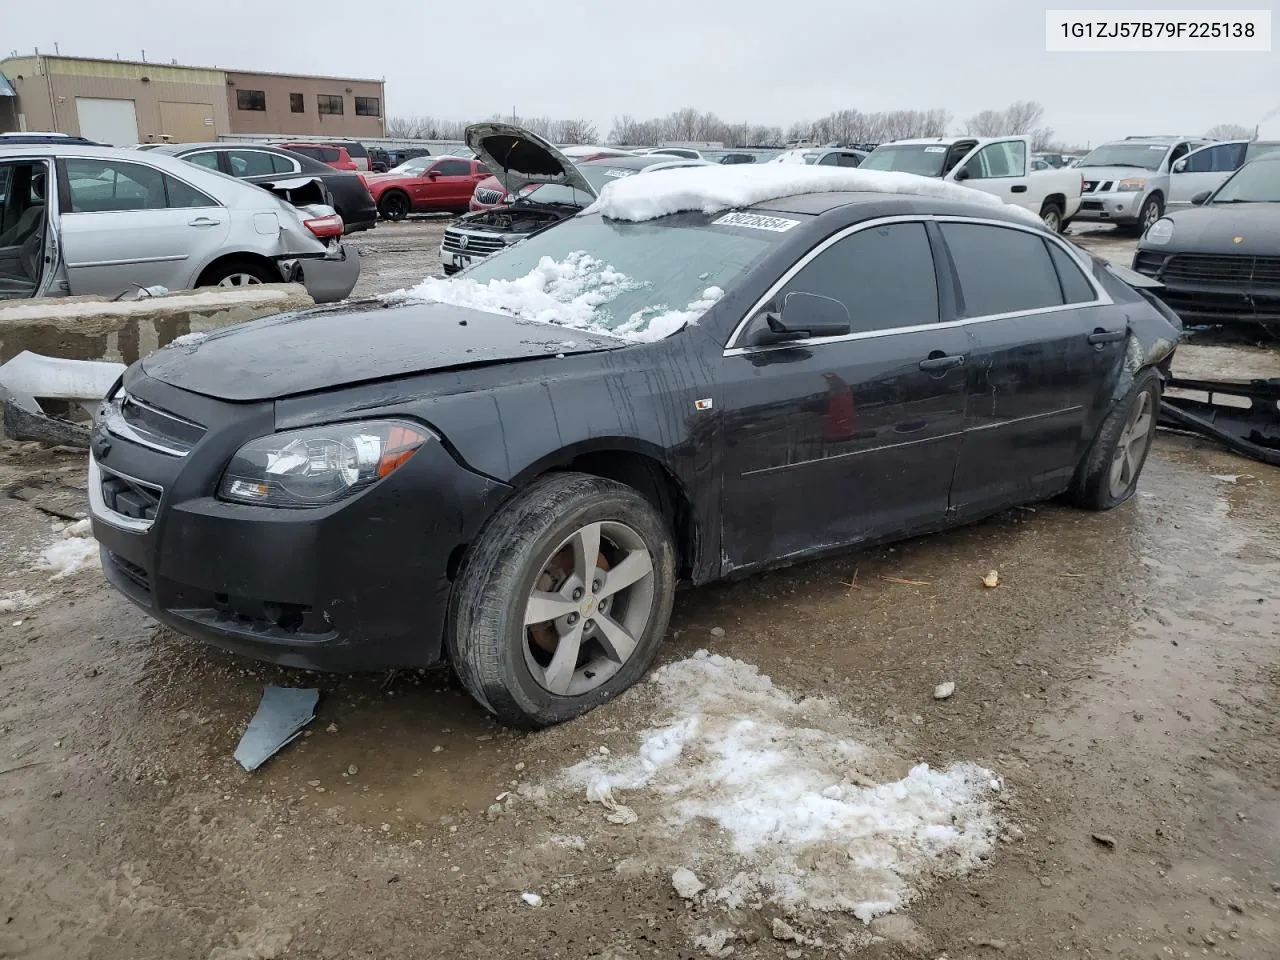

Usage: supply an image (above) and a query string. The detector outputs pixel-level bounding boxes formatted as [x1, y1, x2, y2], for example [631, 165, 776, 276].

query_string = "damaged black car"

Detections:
[88, 180, 1182, 729]
[441, 122, 709, 274]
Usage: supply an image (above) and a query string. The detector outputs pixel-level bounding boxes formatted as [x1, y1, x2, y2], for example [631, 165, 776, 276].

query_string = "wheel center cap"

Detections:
[581, 596, 596, 617]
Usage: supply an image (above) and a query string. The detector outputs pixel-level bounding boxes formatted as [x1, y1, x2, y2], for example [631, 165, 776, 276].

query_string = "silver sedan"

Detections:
[0, 144, 358, 303]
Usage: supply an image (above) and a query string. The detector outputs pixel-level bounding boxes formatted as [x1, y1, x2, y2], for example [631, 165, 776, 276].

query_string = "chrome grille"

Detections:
[106, 391, 206, 457]
[442, 230, 508, 256]
[474, 187, 505, 205]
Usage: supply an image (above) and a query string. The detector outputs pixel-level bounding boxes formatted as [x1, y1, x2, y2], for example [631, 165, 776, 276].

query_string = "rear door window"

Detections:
[226, 150, 278, 177]
[940, 222, 1065, 316]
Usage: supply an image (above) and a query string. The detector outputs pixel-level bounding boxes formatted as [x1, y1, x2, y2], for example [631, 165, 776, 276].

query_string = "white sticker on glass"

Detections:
[712, 212, 801, 232]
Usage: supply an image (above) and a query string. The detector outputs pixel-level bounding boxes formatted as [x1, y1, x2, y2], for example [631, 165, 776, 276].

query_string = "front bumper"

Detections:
[89, 374, 510, 672]
[287, 242, 360, 303]
[1132, 249, 1280, 327]
[1074, 190, 1144, 224]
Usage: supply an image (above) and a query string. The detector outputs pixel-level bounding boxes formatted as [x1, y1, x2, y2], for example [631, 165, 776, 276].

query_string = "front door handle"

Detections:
[1087, 328, 1125, 345]
[1011, 184, 1028, 193]
[919, 352, 965, 372]
[188, 217, 221, 227]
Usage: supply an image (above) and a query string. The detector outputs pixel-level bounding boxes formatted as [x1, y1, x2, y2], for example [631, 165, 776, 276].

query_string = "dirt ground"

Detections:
[3, 219, 1279, 960]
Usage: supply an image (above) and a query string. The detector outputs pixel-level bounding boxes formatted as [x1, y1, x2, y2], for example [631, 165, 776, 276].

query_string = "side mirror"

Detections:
[426, 170, 439, 179]
[953, 167, 970, 181]
[1172, 159, 1187, 173]
[754, 292, 851, 344]
[1191, 190, 1211, 206]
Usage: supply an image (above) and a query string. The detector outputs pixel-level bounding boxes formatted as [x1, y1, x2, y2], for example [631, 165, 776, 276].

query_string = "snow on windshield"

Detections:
[394, 252, 722, 342]
[584, 163, 1044, 225]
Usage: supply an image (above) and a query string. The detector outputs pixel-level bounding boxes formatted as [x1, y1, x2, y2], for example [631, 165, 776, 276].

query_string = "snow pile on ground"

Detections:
[583, 163, 1044, 227]
[34, 519, 100, 580]
[769, 149, 811, 165]
[0, 589, 41, 613]
[560, 651, 1000, 922]
[396, 252, 713, 342]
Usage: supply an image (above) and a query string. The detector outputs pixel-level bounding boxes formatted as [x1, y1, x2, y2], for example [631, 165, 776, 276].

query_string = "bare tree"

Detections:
[553, 118, 600, 144]
[1205, 123, 1252, 140]
[385, 116, 470, 140]
[964, 101, 1051, 146]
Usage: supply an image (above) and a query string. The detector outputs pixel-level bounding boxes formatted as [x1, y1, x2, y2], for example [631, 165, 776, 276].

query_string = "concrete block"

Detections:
[0, 284, 314, 365]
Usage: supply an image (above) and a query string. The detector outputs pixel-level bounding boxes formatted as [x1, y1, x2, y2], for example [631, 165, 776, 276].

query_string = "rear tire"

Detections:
[378, 191, 410, 222]
[197, 259, 277, 288]
[1068, 368, 1161, 510]
[1039, 201, 1064, 233]
[448, 473, 677, 729]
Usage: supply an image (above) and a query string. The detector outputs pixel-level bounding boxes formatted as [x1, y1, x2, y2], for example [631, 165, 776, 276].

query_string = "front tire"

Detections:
[378, 191, 410, 222]
[1040, 201, 1064, 233]
[1068, 368, 1160, 510]
[448, 473, 677, 729]
[1129, 195, 1163, 236]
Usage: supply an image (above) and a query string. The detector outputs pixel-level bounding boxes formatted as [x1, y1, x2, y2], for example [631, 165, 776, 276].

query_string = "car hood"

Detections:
[1074, 165, 1161, 182]
[465, 122, 595, 200]
[1160, 204, 1280, 253]
[141, 300, 626, 402]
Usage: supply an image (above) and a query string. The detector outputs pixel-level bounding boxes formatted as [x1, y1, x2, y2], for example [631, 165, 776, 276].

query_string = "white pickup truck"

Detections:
[861, 136, 1083, 232]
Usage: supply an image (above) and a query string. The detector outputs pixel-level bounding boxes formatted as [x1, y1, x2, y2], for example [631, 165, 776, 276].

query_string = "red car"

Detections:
[274, 142, 359, 172]
[468, 146, 635, 211]
[361, 155, 491, 220]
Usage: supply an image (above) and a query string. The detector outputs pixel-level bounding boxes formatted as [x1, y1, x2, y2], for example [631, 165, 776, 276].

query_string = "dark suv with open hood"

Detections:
[441, 123, 709, 274]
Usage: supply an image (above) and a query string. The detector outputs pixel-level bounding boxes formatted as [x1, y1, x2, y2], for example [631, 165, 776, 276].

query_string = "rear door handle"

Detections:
[188, 217, 221, 227]
[919, 352, 965, 372]
[1087, 328, 1125, 345]
[1010, 184, 1028, 193]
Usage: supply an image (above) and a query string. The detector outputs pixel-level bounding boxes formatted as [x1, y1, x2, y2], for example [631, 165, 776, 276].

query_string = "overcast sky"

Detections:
[6, 0, 1278, 146]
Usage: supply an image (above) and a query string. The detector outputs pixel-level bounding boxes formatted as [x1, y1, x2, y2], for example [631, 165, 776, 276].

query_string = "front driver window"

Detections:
[964, 141, 1026, 179]
[751, 222, 939, 339]
[433, 159, 472, 176]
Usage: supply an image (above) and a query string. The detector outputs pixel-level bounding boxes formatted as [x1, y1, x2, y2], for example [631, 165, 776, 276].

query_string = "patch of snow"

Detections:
[170, 331, 209, 347]
[560, 650, 1000, 922]
[583, 164, 1044, 227]
[394, 252, 712, 342]
[548, 834, 586, 851]
[520, 892, 542, 907]
[34, 520, 99, 580]
[0, 590, 41, 614]
[769, 149, 812, 165]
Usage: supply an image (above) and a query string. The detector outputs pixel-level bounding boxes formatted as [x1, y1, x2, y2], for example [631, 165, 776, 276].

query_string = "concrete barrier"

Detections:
[0, 284, 314, 366]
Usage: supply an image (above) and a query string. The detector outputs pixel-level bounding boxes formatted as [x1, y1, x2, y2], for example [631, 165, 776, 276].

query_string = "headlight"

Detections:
[218, 420, 432, 508]
[1117, 177, 1147, 192]
[1144, 218, 1174, 244]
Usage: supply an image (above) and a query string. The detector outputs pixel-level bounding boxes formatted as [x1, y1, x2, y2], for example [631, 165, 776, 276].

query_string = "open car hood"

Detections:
[465, 122, 596, 200]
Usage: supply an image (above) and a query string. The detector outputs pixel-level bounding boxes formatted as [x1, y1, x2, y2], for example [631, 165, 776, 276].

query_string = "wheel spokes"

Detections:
[541, 621, 585, 695]
[572, 522, 603, 586]
[593, 613, 637, 664]
[525, 591, 577, 627]
[597, 549, 653, 600]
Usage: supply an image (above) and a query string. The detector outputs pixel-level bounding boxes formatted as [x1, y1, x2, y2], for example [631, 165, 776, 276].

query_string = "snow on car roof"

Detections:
[582, 164, 1045, 226]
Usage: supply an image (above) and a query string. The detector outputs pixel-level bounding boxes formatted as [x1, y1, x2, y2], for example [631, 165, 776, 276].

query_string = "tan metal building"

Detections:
[224, 70, 385, 139]
[0, 55, 386, 144]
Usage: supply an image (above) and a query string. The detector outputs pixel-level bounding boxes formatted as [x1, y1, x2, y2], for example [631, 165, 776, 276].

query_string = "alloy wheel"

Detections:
[1108, 391, 1154, 498]
[217, 273, 263, 288]
[1142, 201, 1161, 230]
[522, 520, 656, 697]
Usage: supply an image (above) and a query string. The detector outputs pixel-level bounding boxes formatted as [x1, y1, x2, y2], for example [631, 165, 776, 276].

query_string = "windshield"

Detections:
[1244, 142, 1280, 163]
[1211, 160, 1280, 203]
[408, 212, 781, 340]
[1076, 142, 1169, 169]
[860, 144, 948, 177]
[391, 157, 433, 174]
[522, 164, 645, 207]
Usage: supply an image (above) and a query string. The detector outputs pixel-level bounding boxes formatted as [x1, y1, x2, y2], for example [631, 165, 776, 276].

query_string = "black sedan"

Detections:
[1133, 153, 1280, 328]
[149, 142, 379, 234]
[87, 183, 1180, 728]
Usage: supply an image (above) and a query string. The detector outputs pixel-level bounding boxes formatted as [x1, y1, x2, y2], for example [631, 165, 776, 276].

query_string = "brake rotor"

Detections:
[528, 543, 611, 655]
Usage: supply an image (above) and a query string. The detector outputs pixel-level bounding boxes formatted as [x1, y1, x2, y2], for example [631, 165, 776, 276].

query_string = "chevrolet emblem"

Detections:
[1233, 235, 1244, 244]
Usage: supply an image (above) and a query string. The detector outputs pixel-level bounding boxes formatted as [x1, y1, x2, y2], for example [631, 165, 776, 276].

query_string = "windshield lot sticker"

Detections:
[924, 145, 947, 152]
[604, 169, 636, 178]
[712, 212, 801, 232]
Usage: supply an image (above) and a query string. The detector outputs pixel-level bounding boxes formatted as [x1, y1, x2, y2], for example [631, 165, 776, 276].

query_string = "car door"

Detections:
[420, 158, 478, 209]
[953, 139, 1032, 209]
[940, 220, 1125, 518]
[718, 219, 972, 571]
[58, 156, 230, 296]
[1168, 141, 1247, 208]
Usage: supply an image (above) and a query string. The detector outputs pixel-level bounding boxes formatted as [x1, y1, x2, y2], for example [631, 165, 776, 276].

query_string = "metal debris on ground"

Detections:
[1159, 376, 1280, 466]
[233, 685, 320, 772]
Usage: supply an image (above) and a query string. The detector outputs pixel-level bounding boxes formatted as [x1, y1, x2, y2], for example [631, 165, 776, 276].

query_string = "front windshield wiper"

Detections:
[1211, 198, 1264, 203]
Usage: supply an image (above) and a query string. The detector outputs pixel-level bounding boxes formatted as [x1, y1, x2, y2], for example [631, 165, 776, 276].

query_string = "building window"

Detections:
[355, 96, 380, 117]
[317, 95, 344, 116]
[236, 89, 266, 112]
[289, 93, 304, 113]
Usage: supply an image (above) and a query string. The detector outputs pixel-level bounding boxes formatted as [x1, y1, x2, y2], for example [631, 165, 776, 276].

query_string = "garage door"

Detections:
[158, 101, 216, 143]
[75, 98, 139, 146]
